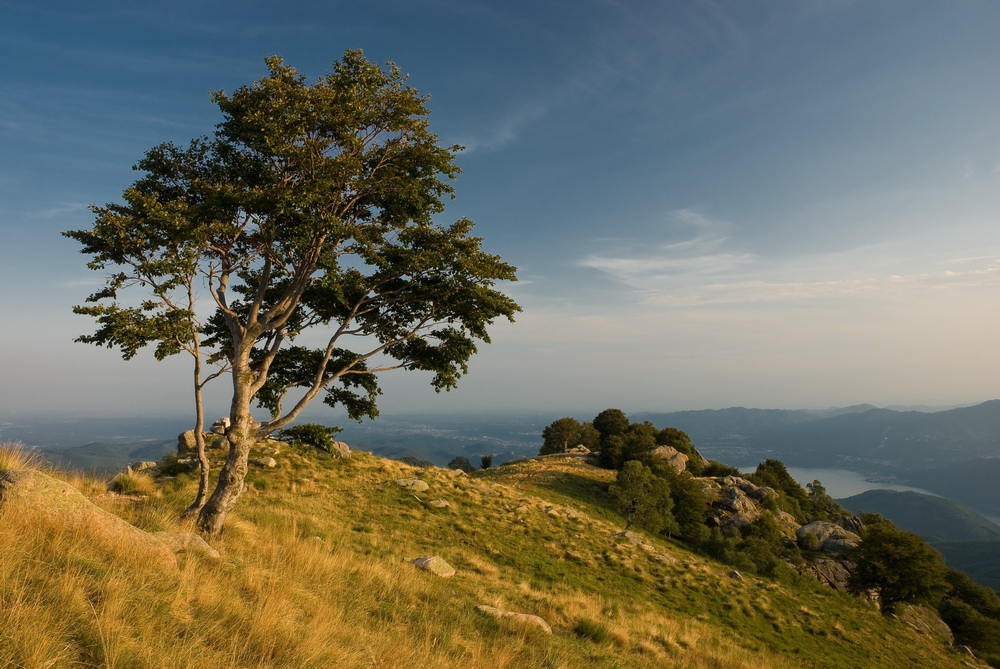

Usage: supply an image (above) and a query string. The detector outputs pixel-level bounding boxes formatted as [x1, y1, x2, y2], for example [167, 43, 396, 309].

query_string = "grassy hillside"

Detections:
[0, 444, 982, 668]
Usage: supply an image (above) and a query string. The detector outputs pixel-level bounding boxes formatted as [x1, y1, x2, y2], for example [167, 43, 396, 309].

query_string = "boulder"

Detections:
[210, 417, 231, 435]
[409, 555, 455, 577]
[796, 521, 861, 555]
[0, 469, 176, 570]
[131, 461, 158, 473]
[251, 457, 277, 468]
[429, 499, 451, 508]
[565, 445, 591, 455]
[650, 445, 689, 474]
[395, 478, 430, 492]
[152, 531, 221, 560]
[177, 430, 197, 454]
[330, 441, 351, 459]
[475, 605, 552, 634]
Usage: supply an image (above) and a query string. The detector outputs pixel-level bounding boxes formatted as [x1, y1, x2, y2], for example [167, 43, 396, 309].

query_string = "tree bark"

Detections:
[196, 351, 257, 535]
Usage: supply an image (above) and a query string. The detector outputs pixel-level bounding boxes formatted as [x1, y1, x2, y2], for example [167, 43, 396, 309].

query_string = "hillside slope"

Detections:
[0, 446, 983, 669]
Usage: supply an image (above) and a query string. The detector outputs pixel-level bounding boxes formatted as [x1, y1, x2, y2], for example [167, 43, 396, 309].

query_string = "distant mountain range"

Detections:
[636, 400, 1000, 516]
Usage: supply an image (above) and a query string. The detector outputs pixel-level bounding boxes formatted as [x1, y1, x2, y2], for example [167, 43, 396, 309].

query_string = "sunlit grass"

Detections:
[0, 444, 974, 668]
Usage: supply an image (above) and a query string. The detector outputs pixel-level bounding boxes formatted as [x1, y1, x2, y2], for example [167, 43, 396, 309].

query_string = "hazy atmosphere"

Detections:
[2, 0, 997, 418]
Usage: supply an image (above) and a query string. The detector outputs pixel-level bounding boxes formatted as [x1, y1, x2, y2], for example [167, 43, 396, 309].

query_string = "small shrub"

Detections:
[108, 470, 156, 495]
[0, 442, 47, 471]
[573, 617, 611, 643]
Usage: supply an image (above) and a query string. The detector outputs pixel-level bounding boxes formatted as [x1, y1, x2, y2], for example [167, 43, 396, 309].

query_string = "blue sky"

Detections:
[1, 0, 997, 419]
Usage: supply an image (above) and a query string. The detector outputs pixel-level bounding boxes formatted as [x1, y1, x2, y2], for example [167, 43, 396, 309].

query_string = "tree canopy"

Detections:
[848, 523, 949, 614]
[65, 51, 520, 534]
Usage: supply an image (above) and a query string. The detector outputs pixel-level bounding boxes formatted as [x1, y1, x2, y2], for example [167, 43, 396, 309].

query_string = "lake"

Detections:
[781, 467, 941, 499]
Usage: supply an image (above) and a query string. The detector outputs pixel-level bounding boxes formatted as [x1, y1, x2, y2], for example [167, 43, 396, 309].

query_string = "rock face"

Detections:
[796, 521, 861, 555]
[0, 468, 177, 570]
[475, 605, 552, 634]
[894, 605, 954, 645]
[409, 555, 455, 577]
[803, 558, 853, 591]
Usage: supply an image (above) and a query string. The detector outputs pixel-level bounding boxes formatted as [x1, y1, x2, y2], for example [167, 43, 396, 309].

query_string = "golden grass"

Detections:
[0, 447, 976, 668]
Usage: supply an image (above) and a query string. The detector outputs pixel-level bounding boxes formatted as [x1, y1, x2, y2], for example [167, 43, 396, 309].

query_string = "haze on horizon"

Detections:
[1, 1, 997, 420]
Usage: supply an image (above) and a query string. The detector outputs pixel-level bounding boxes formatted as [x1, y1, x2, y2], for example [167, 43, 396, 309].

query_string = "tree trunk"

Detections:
[196, 360, 256, 535]
[181, 368, 210, 518]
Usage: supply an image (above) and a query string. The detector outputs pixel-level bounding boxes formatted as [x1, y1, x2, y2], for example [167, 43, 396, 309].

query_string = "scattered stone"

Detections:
[131, 461, 158, 472]
[429, 499, 451, 508]
[613, 530, 657, 553]
[152, 531, 221, 560]
[395, 478, 430, 492]
[0, 469, 177, 570]
[565, 444, 591, 455]
[475, 604, 552, 634]
[652, 553, 678, 565]
[257, 446, 281, 456]
[409, 555, 455, 577]
[728, 570, 745, 581]
[251, 457, 277, 468]
[469, 484, 501, 496]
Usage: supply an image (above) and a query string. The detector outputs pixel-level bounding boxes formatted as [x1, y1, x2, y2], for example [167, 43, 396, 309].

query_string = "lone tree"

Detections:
[847, 523, 949, 614]
[66, 51, 520, 534]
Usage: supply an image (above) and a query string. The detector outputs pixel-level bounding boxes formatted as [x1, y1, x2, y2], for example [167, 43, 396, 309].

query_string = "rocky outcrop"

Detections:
[796, 521, 861, 555]
[893, 605, 954, 645]
[802, 557, 853, 591]
[0, 468, 177, 570]
[475, 605, 552, 634]
[650, 445, 688, 473]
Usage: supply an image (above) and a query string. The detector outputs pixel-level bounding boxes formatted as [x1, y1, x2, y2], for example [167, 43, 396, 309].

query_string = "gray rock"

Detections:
[728, 570, 745, 581]
[257, 446, 281, 456]
[429, 499, 451, 508]
[396, 478, 429, 492]
[804, 558, 852, 591]
[650, 445, 689, 473]
[409, 555, 455, 577]
[131, 461, 158, 472]
[796, 521, 861, 555]
[251, 457, 277, 468]
[330, 441, 351, 459]
[475, 604, 552, 634]
[177, 430, 197, 454]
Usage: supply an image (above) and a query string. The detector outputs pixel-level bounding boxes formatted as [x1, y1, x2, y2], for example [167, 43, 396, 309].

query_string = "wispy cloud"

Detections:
[578, 209, 755, 289]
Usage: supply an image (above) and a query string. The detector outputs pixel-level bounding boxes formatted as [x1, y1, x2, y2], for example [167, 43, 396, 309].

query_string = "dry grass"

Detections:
[0, 446, 975, 668]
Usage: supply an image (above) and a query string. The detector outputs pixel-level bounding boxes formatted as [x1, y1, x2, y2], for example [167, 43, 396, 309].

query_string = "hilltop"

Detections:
[0, 441, 989, 668]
